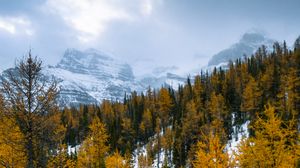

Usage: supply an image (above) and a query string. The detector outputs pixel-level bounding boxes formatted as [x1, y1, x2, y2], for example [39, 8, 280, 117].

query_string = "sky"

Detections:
[0, 0, 299, 76]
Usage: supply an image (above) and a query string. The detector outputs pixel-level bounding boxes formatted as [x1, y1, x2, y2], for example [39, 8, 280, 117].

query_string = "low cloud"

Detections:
[44, 0, 162, 43]
[0, 16, 33, 36]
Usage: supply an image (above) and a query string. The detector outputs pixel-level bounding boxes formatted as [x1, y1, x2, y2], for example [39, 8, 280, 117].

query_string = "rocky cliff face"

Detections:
[44, 48, 142, 106]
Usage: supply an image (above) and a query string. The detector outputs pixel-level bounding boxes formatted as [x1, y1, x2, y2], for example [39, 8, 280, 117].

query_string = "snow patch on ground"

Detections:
[132, 143, 147, 168]
[67, 144, 80, 155]
[132, 126, 174, 168]
[226, 113, 250, 156]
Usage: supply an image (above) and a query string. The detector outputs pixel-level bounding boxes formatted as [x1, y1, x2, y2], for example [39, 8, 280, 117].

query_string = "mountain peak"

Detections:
[61, 48, 113, 63]
[57, 48, 114, 73]
[43, 48, 139, 106]
[208, 31, 275, 66]
[240, 32, 266, 44]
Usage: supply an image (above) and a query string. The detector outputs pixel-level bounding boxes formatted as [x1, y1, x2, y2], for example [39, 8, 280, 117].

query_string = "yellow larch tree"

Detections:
[241, 76, 262, 115]
[1, 54, 62, 167]
[0, 115, 27, 167]
[105, 151, 130, 168]
[236, 104, 300, 168]
[0, 94, 26, 167]
[47, 144, 76, 168]
[193, 131, 233, 168]
[158, 88, 172, 130]
[77, 116, 109, 168]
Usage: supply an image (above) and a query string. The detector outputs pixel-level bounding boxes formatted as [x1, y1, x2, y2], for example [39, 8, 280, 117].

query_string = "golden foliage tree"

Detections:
[208, 91, 227, 133]
[77, 116, 109, 168]
[286, 68, 300, 114]
[0, 95, 26, 167]
[0, 53, 62, 167]
[105, 151, 130, 168]
[193, 131, 233, 168]
[236, 104, 300, 167]
[241, 76, 262, 115]
[158, 88, 172, 129]
[47, 144, 76, 168]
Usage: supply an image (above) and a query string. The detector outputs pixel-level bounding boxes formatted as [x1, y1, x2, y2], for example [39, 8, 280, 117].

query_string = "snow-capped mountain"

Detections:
[45, 49, 187, 106]
[44, 48, 144, 106]
[0, 48, 187, 106]
[207, 31, 275, 69]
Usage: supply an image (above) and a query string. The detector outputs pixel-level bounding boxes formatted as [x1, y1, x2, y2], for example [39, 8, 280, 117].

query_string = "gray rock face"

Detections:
[44, 48, 142, 106]
[56, 48, 134, 81]
[208, 32, 275, 67]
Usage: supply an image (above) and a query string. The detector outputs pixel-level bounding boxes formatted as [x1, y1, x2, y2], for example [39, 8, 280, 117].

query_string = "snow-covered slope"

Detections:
[207, 32, 275, 69]
[0, 48, 187, 106]
[44, 48, 144, 106]
[226, 113, 250, 157]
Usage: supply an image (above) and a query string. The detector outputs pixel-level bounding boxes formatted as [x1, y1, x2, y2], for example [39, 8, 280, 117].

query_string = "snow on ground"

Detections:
[132, 143, 147, 168]
[68, 144, 81, 155]
[132, 126, 174, 168]
[226, 113, 250, 156]
[133, 145, 172, 168]
[153, 149, 166, 168]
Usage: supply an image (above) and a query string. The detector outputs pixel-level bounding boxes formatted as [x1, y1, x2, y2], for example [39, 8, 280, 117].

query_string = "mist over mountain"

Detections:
[41, 49, 185, 106]
[208, 31, 275, 68]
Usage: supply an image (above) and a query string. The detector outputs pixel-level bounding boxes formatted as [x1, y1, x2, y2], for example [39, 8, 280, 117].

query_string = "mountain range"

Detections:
[43, 49, 186, 106]
[0, 32, 276, 106]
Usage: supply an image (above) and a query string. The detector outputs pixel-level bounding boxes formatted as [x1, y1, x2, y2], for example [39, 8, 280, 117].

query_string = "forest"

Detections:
[0, 37, 299, 168]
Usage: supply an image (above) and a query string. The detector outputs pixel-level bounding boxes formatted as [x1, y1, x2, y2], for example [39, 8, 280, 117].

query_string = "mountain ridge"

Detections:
[42, 48, 143, 106]
[208, 32, 275, 67]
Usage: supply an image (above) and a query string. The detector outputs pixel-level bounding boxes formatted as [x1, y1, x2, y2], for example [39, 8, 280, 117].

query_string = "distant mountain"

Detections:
[139, 72, 186, 89]
[1, 48, 187, 106]
[43, 48, 144, 106]
[208, 32, 275, 68]
[138, 65, 186, 89]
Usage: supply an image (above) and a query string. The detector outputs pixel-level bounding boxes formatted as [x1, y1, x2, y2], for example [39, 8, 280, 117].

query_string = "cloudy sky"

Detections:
[0, 0, 299, 76]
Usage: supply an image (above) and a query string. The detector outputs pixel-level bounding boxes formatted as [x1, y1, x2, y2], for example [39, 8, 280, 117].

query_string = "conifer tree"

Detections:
[236, 104, 299, 167]
[208, 91, 227, 129]
[158, 88, 172, 131]
[0, 52, 62, 167]
[47, 144, 76, 168]
[161, 126, 174, 166]
[193, 131, 233, 168]
[241, 76, 262, 118]
[105, 151, 130, 168]
[77, 116, 109, 168]
[181, 100, 201, 162]
[0, 94, 26, 167]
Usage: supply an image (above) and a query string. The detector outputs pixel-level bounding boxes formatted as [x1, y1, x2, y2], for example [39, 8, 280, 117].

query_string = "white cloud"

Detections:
[141, 0, 153, 16]
[44, 0, 165, 43]
[45, 0, 133, 42]
[0, 16, 33, 36]
[140, 0, 164, 16]
[0, 19, 16, 34]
